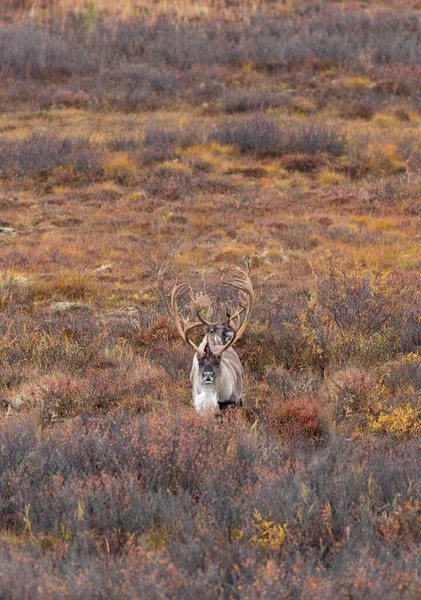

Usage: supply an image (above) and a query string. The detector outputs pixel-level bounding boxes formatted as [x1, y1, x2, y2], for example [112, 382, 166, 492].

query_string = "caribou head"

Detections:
[198, 343, 222, 386]
[156, 265, 254, 412]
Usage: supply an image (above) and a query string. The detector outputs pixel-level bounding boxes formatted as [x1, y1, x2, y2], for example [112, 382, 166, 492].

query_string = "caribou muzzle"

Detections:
[202, 369, 215, 384]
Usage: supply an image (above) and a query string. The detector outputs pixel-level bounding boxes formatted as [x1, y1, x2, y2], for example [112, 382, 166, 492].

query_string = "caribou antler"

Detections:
[226, 305, 245, 332]
[170, 279, 206, 357]
[211, 265, 254, 356]
[158, 266, 220, 330]
[159, 267, 219, 357]
[223, 261, 251, 332]
[191, 291, 218, 328]
[157, 265, 252, 358]
[157, 266, 175, 320]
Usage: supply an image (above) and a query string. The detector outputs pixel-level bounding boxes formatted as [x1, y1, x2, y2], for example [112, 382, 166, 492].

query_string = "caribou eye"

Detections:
[209, 328, 214, 334]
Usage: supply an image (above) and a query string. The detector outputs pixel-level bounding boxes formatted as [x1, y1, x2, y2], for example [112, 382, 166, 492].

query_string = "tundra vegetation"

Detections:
[1, 0, 421, 597]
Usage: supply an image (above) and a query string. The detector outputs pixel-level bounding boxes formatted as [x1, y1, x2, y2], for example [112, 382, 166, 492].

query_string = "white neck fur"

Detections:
[194, 386, 218, 412]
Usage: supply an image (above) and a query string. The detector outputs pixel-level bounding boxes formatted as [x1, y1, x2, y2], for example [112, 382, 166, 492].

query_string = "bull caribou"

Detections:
[157, 266, 254, 412]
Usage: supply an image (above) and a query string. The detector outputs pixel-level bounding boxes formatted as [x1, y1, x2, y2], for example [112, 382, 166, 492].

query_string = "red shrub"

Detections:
[51, 90, 91, 109]
[141, 315, 178, 343]
[274, 395, 325, 441]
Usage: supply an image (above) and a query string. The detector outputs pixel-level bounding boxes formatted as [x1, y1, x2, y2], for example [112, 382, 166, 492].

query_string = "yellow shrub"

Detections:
[349, 76, 371, 87]
[215, 245, 256, 260]
[352, 216, 369, 227]
[373, 113, 399, 129]
[365, 143, 406, 175]
[251, 509, 287, 553]
[208, 141, 237, 154]
[104, 154, 136, 185]
[317, 169, 346, 186]
[367, 404, 421, 438]
[291, 98, 316, 114]
[370, 218, 395, 231]
[51, 186, 66, 195]
[34, 270, 97, 301]
[159, 159, 190, 173]
[149, 525, 168, 550]
[176, 247, 210, 265]
[178, 144, 208, 158]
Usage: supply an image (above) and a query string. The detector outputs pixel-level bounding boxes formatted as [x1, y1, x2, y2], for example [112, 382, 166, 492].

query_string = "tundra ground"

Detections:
[1, 1, 421, 598]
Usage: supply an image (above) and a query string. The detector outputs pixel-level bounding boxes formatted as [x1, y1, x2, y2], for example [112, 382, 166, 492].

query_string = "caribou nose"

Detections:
[203, 371, 214, 383]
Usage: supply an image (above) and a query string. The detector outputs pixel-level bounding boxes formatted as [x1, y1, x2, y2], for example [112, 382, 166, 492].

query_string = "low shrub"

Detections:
[103, 154, 137, 185]
[367, 403, 421, 438]
[222, 90, 292, 114]
[0, 134, 102, 181]
[281, 152, 326, 172]
[312, 253, 413, 360]
[51, 89, 91, 108]
[0, 271, 34, 311]
[209, 118, 348, 157]
[383, 353, 421, 394]
[35, 369, 133, 427]
[272, 395, 325, 441]
[1, 409, 421, 597]
[331, 367, 376, 422]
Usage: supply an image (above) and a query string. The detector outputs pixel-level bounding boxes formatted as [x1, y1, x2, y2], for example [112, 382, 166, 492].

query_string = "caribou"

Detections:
[157, 266, 254, 413]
